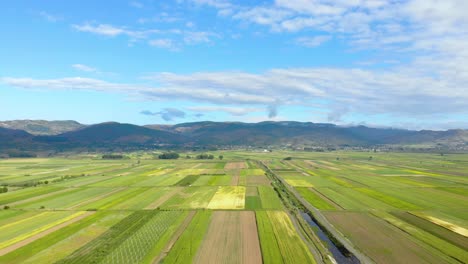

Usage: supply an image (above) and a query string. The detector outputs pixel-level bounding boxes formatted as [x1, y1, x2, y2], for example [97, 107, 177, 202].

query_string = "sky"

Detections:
[1, 0, 467, 130]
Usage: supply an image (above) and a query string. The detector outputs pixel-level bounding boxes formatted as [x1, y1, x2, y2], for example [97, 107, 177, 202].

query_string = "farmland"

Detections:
[0, 151, 466, 263]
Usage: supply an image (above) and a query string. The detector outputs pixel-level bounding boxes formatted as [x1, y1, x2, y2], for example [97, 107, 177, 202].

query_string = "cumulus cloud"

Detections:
[230, 0, 468, 59]
[140, 108, 186, 121]
[3, 60, 467, 122]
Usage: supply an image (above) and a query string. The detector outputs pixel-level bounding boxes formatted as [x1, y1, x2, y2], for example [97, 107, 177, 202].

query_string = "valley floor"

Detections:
[0, 151, 466, 263]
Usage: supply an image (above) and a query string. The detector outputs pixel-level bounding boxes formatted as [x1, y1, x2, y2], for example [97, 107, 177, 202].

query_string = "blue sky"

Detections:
[1, 0, 467, 130]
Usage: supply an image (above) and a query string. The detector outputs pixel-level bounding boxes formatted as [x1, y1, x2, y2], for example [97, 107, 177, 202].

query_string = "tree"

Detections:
[219, 155, 223, 160]
[102, 154, 124, 159]
[283, 157, 292, 160]
[0, 186, 7, 193]
[158, 152, 180, 159]
[196, 154, 214, 160]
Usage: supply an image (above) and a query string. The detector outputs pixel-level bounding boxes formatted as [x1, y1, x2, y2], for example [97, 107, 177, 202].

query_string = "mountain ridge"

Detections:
[1, 120, 467, 152]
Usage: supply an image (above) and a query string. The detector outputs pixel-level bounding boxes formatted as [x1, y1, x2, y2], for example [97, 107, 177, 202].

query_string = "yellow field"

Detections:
[284, 179, 314, 187]
[207, 186, 246, 209]
[419, 214, 468, 237]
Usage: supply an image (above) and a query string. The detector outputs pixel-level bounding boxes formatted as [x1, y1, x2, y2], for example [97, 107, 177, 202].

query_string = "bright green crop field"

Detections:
[0, 151, 466, 263]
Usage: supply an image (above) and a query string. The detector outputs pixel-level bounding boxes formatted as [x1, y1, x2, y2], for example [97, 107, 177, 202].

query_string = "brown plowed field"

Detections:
[225, 162, 247, 170]
[194, 211, 261, 264]
[246, 175, 270, 186]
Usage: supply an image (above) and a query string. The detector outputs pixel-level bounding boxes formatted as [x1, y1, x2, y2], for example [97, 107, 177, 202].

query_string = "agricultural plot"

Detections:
[16, 212, 130, 264]
[256, 211, 316, 264]
[2, 151, 465, 263]
[191, 175, 232, 186]
[296, 187, 337, 210]
[195, 211, 262, 264]
[162, 211, 212, 263]
[225, 161, 247, 169]
[207, 186, 246, 209]
[271, 152, 468, 264]
[324, 211, 449, 264]
[162, 186, 218, 209]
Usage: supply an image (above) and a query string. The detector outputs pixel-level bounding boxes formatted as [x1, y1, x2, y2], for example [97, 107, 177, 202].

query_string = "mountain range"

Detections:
[0, 120, 467, 153]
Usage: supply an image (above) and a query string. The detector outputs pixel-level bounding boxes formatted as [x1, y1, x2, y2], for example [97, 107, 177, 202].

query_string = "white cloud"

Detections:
[187, 106, 262, 116]
[129, 1, 144, 8]
[72, 23, 130, 37]
[38, 11, 63, 22]
[229, 0, 468, 59]
[275, 0, 346, 16]
[233, 7, 291, 27]
[183, 31, 217, 44]
[72, 22, 219, 48]
[189, 0, 232, 9]
[3, 60, 467, 122]
[149, 39, 175, 49]
[295, 35, 331, 47]
[138, 13, 181, 24]
[72, 64, 98, 72]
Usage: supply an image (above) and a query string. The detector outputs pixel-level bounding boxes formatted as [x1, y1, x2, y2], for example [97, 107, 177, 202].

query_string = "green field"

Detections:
[0, 151, 466, 263]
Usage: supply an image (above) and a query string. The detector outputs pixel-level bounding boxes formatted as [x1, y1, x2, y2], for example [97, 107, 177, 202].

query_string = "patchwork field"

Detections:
[271, 152, 468, 264]
[0, 151, 466, 263]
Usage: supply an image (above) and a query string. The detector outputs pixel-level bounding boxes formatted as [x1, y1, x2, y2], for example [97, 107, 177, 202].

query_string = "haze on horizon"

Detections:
[1, 0, 467, 130]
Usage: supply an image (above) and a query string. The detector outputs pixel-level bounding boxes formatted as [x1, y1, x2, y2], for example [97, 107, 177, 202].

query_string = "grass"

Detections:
[296, 187, 336, 210]
[245, 196, 262, 210]
[266, 211, 316, 263]
[162, 211, 212, 263]
[256, 211, 284, 264]
[174, 175, 200, 186]
[0, 186, 64, 205]
[258, 186, 283, 209]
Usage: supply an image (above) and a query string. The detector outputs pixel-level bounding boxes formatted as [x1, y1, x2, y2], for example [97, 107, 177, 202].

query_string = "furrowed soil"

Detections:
[194, 211, 262, 264]
[225, 162, 247, 170]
